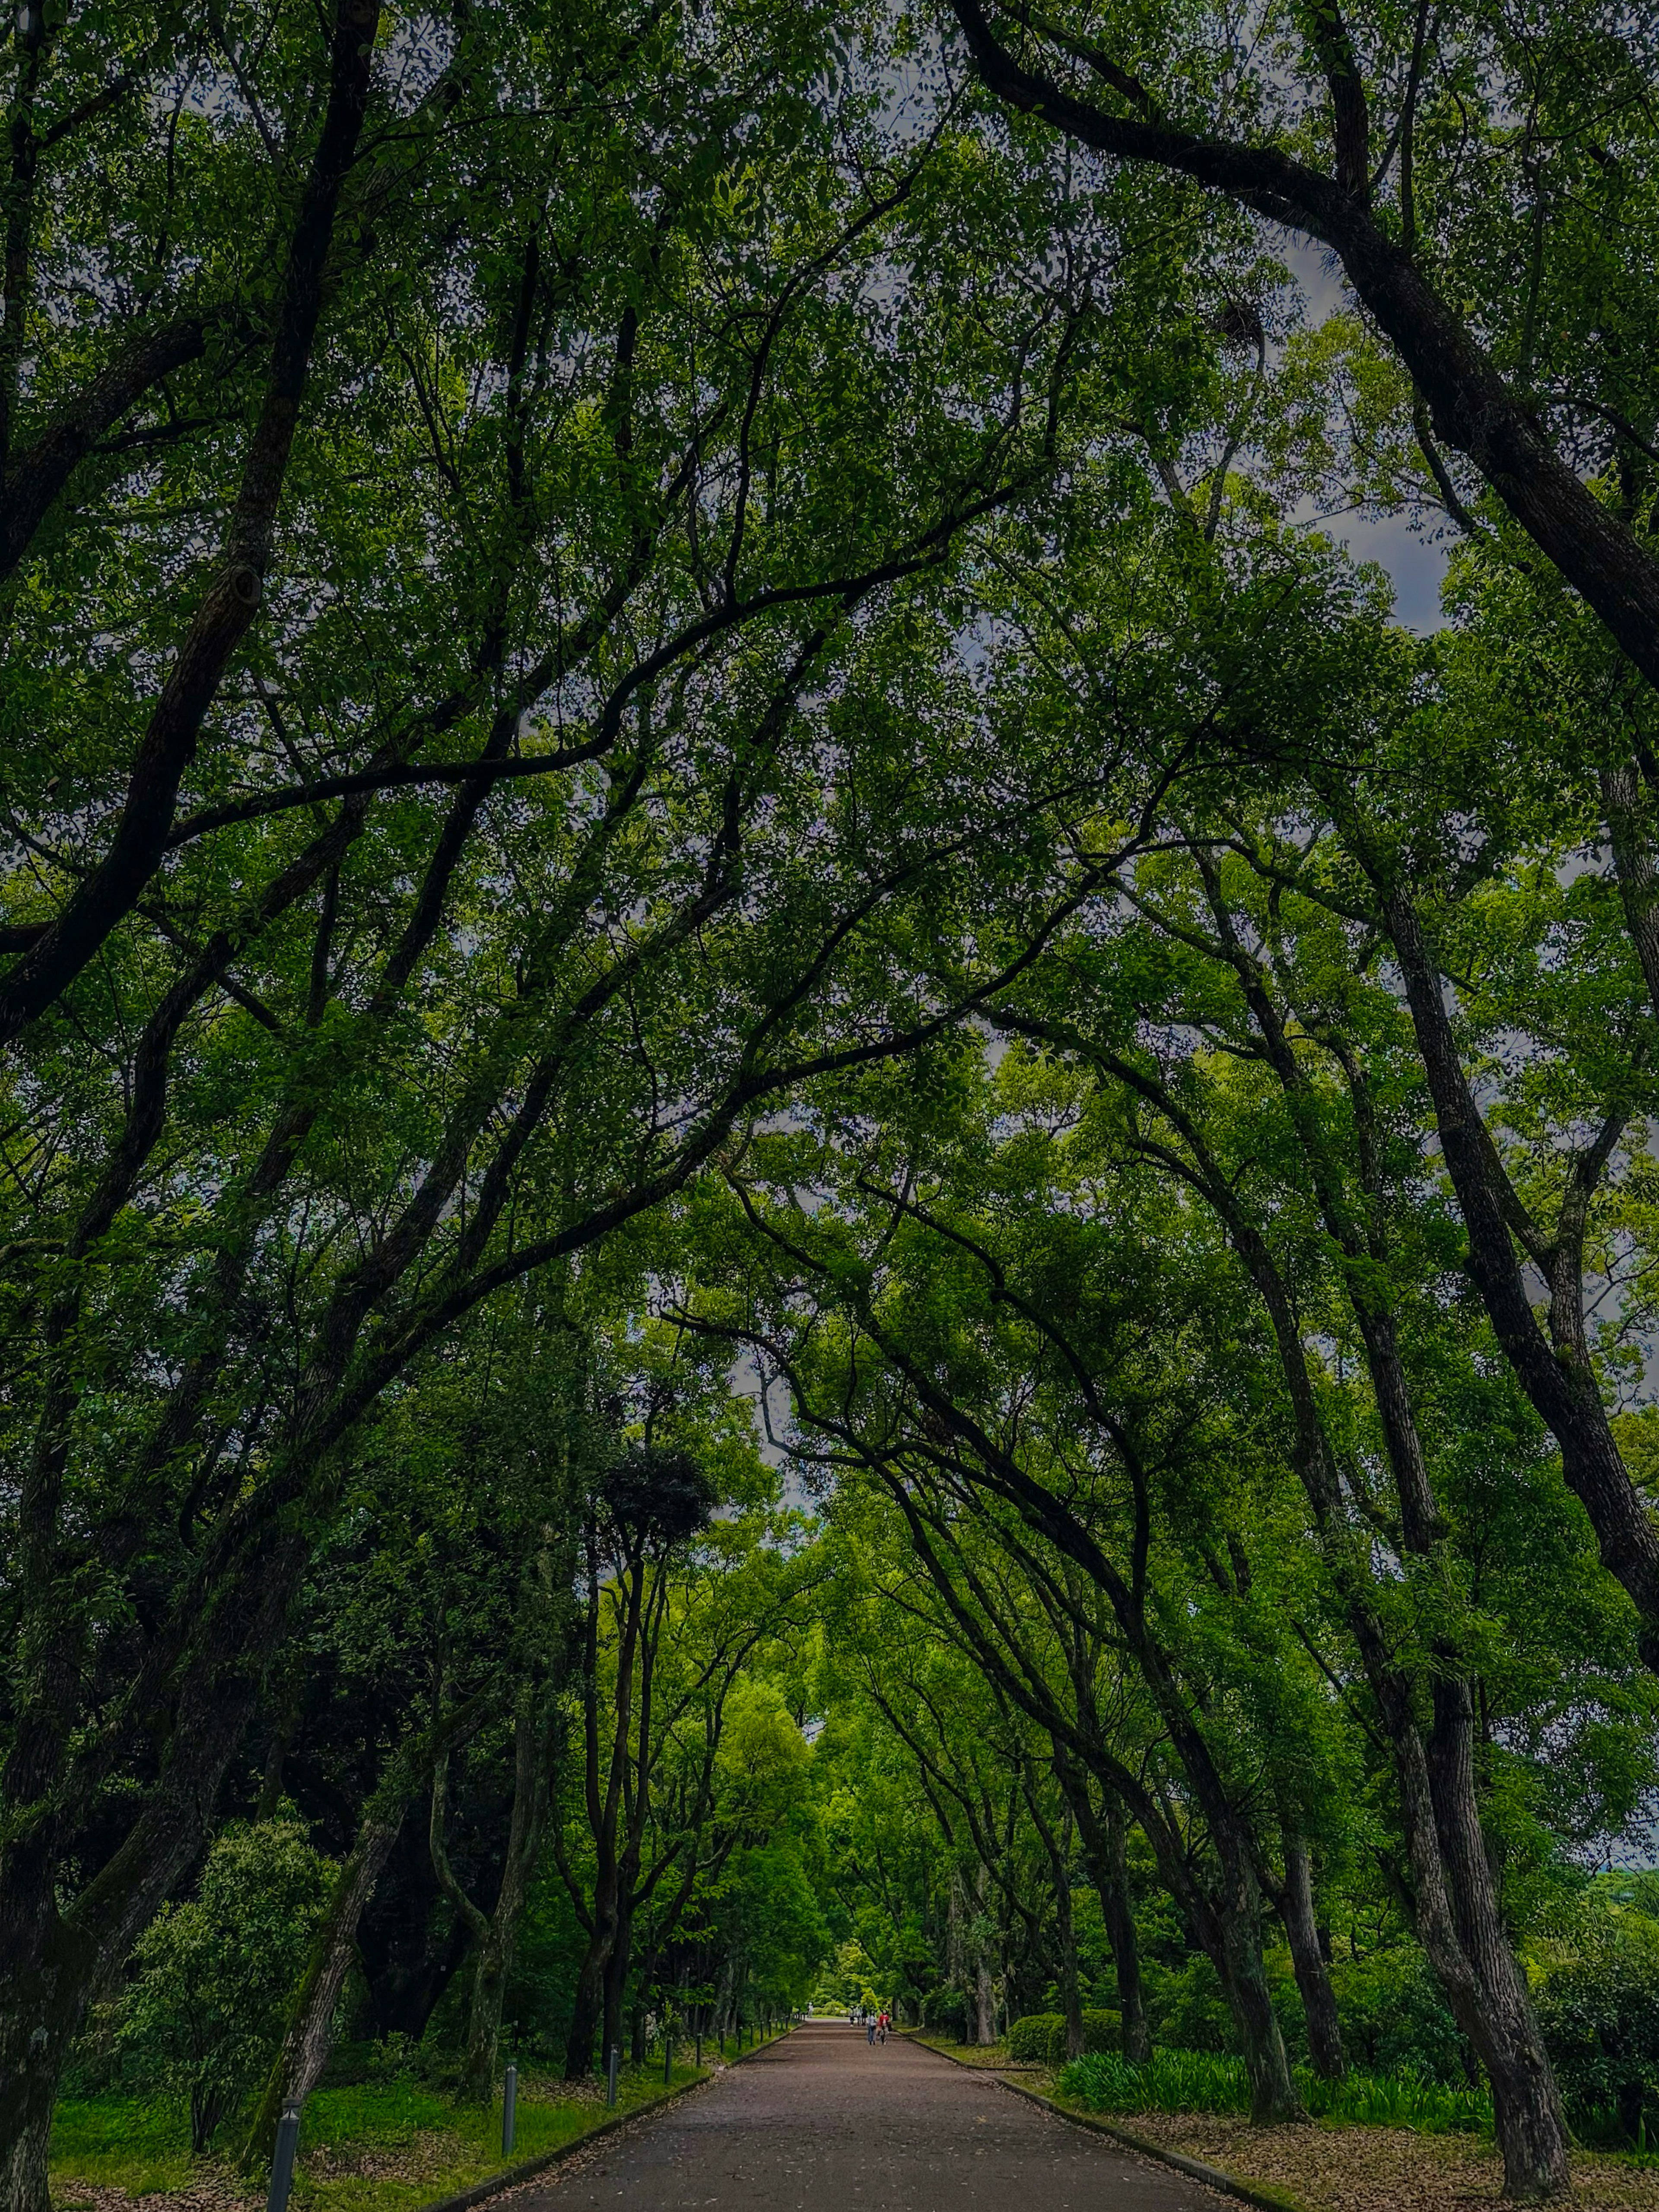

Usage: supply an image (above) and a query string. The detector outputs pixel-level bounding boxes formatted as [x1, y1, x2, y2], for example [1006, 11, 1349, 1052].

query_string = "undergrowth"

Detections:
[49, 2062, 709, 2212]
[1058, 2049, 1494, 2135]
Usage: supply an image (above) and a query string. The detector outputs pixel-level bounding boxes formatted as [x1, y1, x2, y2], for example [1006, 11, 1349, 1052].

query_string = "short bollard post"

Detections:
[266, 2100, 302, 2212]
[502, 2062, 517, 2157]
[606, 2044, 619, 2108]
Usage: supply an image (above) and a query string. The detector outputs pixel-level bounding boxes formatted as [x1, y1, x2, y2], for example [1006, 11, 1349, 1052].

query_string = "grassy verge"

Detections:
[1058, 2050, 1493, 2136]
[911, 2033, 1659, 2209]
[49, 2100, 202, 2203]
[904, 2034, 1042, 2073]
[49, 2057, 716, 2212]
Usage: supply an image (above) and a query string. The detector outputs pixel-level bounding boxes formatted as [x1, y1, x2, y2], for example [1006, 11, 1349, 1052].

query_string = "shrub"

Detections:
[1535, 1899, 1659, 2146]
[119, 1818, 334, 2152]
[1007, 2011, 1122, 2063]
[921, 1987, 967, 2041]
[1078, 2009, 1122, 2057]
[1328, 1949, 1471, 2085]
[318, 2033, 419, 2090]
[1147, 1955, 1235, 2055]
[1058, 2049, 1492, 2135]
[1007, 2014, 1061, 2061]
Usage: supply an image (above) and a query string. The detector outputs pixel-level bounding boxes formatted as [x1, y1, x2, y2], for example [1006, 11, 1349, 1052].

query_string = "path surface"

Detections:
[511, 2022, 1218, 2210]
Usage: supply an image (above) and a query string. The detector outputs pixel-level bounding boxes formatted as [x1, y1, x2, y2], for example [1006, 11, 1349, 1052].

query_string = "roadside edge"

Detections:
[417, 2026, 795, 2212]
[907, 2035, 1309, 2212]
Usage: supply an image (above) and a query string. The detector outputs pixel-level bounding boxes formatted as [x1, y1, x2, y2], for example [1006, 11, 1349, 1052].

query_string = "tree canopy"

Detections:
[3, 3, 1659, 2207]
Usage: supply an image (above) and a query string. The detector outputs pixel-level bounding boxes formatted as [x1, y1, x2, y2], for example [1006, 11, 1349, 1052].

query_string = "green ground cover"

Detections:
[48, 2056, 728, 2212]
[1058, 2049, 1494, 2136]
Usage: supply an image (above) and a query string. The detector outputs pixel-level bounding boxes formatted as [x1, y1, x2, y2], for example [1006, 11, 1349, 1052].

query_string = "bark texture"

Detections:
[1280, 1839, 1344, 2080]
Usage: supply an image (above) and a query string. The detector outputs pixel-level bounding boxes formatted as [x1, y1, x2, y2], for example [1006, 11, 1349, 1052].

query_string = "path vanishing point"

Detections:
[507, 2020, 1220, 2210]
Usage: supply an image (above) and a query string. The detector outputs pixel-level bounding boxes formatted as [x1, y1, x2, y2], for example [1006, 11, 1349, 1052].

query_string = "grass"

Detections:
[48, 2041, 785, 2212]
[49, 2099, 200, 2200]
[1058, 2049, 1494, 2136]
[907, 2034, 1020, 2069]
[290, 2064, 706, 2212]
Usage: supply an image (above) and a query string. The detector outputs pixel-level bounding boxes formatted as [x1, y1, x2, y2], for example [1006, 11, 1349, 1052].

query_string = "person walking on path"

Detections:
[866, 2016, 876, 2046]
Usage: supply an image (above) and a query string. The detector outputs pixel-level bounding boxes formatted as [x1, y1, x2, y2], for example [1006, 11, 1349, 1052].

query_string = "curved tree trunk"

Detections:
[945, 0, 1659, 695]
[243, 1695, 495, 2171]
[1065, 1779, 1150, 2062]
[241, 1811, 404, 2171]
[1380, 889, 1659, 1671]
[0, 1531, 305, 2212]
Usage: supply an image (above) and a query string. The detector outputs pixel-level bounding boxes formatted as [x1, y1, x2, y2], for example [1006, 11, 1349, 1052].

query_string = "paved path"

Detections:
[512, 2022, 1218, 2210]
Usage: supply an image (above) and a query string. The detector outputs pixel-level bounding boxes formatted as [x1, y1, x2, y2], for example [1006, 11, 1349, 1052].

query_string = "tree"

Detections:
[118, 1819, 332, 2155]
[944, 0, 1659, 690]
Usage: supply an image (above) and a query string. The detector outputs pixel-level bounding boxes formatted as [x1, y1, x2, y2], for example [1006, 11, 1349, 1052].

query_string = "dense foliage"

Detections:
[3, 1, 1659, 2207]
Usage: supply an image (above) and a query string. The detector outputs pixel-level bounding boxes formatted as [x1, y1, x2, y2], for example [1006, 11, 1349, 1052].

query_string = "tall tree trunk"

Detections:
[1426, 1678, 1569, 2200]
[1280, 1837, 1344, 2079]
[1029, 1786, 1084, 2060]
[946, 1868, 966, 2019]
[974, 1949, 997, 2045]
[1085, 1796, 1149, 2062]
[563, 1939, 609, 2080]
[1055, 1857, 1084, 2063]
[462, 1918, 514, 2106]
[244, 1696, 496, 2170]
[972, 1863, 997, 2044]
[1211, 1887, 1302, 2127]
[711, 1948, 737, 2043]
[430, 1692, 557, 2103]
[1101, 1805, 1149, 2063]
[0, 1909, 96, 2212]
[603, 1902, 635, 2070]
[1065, 1777, 1150, 2062]
[0, 1534, 304, 2212]
[461, 1703, 552, 2102]
[1154, 1702, 1302, 2126]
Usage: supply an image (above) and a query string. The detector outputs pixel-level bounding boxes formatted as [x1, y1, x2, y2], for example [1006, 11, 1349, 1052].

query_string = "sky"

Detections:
[1278, 235, 1452, 636]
